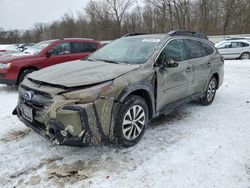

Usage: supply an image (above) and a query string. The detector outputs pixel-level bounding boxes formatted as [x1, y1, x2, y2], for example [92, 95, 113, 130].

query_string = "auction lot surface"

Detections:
[0, 60, 250, 188]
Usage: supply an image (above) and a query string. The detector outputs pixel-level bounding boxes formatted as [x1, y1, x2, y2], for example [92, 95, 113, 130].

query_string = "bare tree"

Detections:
[1, 0, 250, 44]
[105, 0, 134, 36]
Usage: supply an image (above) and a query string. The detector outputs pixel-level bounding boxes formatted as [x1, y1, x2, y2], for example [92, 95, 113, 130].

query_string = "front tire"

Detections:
[201, 77, 217, 106]
[115, 95, 149, 147]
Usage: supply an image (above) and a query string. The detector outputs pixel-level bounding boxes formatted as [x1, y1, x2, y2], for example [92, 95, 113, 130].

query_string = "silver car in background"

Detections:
[215, 40, 250, 59]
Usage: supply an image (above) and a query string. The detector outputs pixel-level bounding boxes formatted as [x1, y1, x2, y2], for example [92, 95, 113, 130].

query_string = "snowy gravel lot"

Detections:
[0, 60, 250, 188]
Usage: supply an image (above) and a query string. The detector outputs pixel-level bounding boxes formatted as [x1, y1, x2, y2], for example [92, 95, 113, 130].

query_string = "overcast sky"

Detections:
[0, 0, 89, 30]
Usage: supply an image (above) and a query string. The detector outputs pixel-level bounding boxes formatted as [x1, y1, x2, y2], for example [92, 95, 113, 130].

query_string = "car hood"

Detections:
[0, 53, 34, 62]
[29, 60, 140, 87]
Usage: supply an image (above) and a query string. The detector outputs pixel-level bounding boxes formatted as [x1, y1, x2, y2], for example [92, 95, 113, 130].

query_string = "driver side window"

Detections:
[51, 42, 71, 56]
[157, 39, 187, 65]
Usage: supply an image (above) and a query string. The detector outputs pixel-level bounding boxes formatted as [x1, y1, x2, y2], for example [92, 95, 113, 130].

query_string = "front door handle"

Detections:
[208, 62, 211, 67]
[186, 66, 192, 72]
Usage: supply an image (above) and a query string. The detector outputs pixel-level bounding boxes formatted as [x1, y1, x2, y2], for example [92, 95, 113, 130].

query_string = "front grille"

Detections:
[18, 86, 53, 130]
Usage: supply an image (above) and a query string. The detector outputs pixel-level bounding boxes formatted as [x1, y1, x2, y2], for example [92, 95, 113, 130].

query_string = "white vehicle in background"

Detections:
[0, 44, 19, 56]
[215, 40, 250, 59]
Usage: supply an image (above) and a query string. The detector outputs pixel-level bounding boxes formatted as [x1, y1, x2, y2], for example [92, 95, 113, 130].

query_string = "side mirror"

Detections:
[46, 50, 53, 57]
[163, 58, 179, 68]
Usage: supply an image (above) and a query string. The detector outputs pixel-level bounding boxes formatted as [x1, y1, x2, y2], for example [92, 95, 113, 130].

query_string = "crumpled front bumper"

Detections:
[13, 102, 108, 147]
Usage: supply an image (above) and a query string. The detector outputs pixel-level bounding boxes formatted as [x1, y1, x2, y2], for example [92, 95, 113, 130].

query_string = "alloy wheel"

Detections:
[122, 105, 145, 140]
[207, 79, 216, 102]
[241, 53, 250, 59]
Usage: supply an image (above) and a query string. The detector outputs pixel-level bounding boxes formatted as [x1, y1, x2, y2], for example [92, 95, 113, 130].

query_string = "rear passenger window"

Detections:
[185, 39, 205, 59]
[232, 42, 242, 48]
[231, 42, 250, 48]
[71, 42, 97, 53]
[201, 42, 214, 55]
[233, 42, 250, 47]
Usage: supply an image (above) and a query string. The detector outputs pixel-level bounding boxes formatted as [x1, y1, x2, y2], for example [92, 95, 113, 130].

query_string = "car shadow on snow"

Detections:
[149, 100, 202, 128]
[150, 109, 190, 128]
[0, 85, 17, 93]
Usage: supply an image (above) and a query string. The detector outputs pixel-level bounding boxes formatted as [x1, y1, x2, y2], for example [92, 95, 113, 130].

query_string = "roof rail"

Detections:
[62, 38, 94, 41]
[122, 33, 148, 37]
[225, 37, 249, 41]
[168, 30, 208, 40]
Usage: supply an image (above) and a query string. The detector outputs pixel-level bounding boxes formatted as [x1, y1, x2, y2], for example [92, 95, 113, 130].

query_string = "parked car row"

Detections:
[11, 31, 224, 147]
[215, 38, 250, 59]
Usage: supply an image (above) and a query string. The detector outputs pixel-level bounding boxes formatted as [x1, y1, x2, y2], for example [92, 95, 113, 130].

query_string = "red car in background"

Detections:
[0, 38, 101, 85]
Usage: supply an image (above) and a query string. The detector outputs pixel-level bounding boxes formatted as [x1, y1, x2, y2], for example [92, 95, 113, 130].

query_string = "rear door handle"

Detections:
[208, 62, 211, 67]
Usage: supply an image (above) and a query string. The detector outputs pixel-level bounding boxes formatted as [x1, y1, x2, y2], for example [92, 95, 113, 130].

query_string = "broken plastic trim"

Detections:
[27, 77, 114, 94]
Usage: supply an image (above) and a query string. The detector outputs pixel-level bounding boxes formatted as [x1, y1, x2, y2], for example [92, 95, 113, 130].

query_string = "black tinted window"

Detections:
[185, 39, 205, 59]
[71, 42, 97, 53]
[158, 39, 187, 63]
[87, 42, 97, 51]
[242, 42, 249, 47]
[201, 42, 214, 55]
[51, 42, 71, 55]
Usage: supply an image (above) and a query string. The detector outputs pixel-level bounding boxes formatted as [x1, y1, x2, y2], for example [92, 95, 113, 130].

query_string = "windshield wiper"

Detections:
[95, 59, 120, 64]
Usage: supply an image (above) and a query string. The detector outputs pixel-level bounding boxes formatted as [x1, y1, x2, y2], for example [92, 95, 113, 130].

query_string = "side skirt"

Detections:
[153, 92, 203, 119]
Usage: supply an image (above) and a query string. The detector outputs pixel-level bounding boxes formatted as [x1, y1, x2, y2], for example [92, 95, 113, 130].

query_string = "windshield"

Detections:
[88, 37, 161, 64]
[23, 40, 55, 55]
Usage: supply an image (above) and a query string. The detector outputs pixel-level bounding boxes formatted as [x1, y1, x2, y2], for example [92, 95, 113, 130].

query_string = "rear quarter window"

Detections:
[242, 42, 250, 47]
[201, 42, 214, 56]
[185, 39, 205, 59]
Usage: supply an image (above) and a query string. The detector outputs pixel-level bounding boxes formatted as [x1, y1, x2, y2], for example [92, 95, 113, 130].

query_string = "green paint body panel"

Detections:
[14, 34, 224, 146]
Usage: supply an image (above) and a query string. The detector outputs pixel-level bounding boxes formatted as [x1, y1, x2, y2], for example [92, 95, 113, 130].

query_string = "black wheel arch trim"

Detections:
[109, 80, 155, 141]
[115, 80, 155, 117]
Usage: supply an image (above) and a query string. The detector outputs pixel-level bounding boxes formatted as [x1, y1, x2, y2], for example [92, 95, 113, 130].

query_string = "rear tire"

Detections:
[201, 77, 217, 106]
[17, 69, 35, 85]
[114, 95, 149, 147]
[240, 52, 250, 60]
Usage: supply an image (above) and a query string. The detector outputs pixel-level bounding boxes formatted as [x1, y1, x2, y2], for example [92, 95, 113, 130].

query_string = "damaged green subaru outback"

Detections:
[13, 31, 224, 147]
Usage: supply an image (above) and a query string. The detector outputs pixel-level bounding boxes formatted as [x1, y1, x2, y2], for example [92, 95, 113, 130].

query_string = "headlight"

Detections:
[62, 81, 113, 103]
[0, 63, 11, 69]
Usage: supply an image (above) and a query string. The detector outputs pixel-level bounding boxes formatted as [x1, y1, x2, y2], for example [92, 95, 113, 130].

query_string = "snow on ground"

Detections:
[0, 60, 250, 188]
